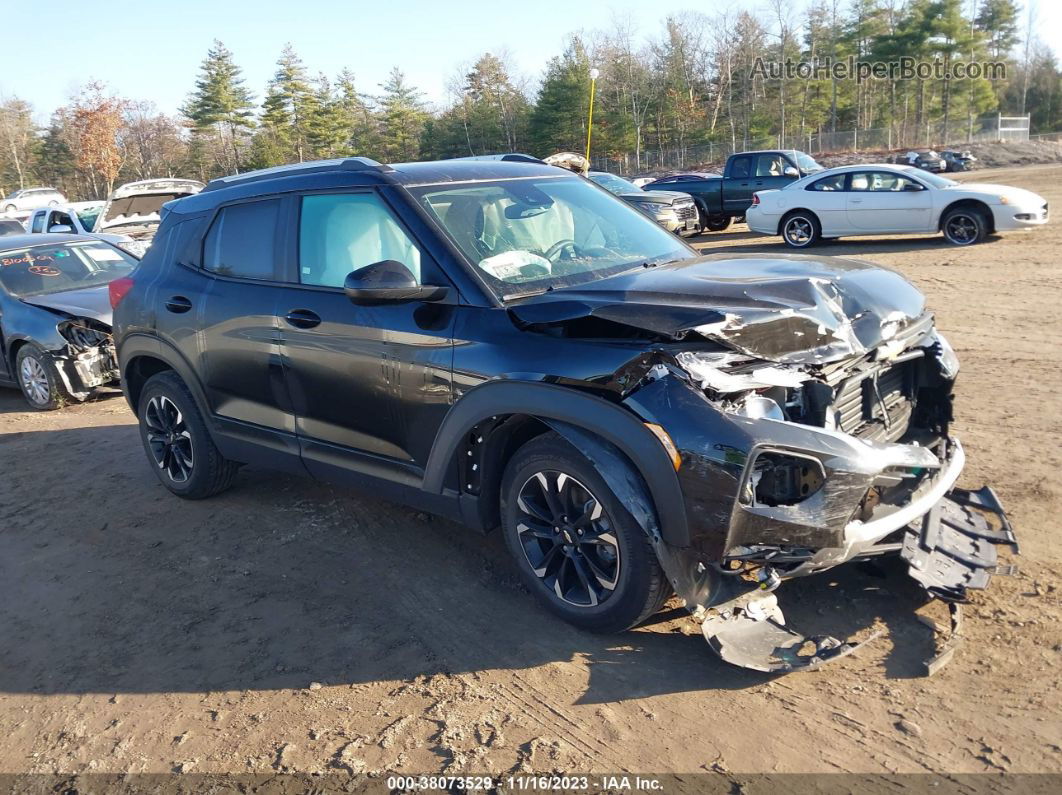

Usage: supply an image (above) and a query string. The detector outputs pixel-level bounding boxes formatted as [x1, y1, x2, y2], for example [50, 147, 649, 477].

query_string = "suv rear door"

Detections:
[157, 197, 297, 454]
[277, 188, 455, 480]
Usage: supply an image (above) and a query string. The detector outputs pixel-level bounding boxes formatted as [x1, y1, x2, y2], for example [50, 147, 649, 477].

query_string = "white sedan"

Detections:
[746, 163, 1048, 248]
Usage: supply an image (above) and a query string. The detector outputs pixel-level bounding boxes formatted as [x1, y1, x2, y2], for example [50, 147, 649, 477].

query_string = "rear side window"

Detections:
[31, 212, 45, 233]
[730, 157, 751, 179]
[808, 173, 846, 191]
[298, 193, 422, 288]
[202, 199, 280, 280]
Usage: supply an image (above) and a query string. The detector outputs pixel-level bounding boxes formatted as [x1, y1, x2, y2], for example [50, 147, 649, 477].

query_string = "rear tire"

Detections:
[704, 215, 731, 232]
[500, 433, 670, 634]
[781, 211, 821, 248]
[137, 371, 239, 499]
[941, 206, 988, 245]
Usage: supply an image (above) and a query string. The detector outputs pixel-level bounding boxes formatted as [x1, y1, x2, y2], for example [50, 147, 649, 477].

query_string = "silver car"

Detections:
[1, 187, 67, 214]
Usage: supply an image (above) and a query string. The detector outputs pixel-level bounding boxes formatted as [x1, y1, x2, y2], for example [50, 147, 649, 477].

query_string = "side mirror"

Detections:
[903, 183, 925, 192]
[49, 224, 74, 233]
[343, 260, 449, 305]
[783, 166, 799, 178]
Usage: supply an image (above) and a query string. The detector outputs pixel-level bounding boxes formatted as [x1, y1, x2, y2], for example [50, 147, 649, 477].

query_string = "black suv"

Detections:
[112, 156, 1014, 672]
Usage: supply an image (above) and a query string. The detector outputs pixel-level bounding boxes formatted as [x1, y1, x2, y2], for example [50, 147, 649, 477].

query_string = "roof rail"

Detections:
[446, 153, 545, 164]
[202, 157, 394, 192]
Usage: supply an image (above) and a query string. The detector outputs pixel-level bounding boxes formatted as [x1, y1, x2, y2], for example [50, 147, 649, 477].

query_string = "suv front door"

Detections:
[278, 189, 455, 481]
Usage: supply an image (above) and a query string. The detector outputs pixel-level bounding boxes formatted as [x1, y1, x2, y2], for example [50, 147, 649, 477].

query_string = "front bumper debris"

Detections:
[701, 585, 881, 673]
[901, 485, 1018, 602]
[699, 485, 1016, 675]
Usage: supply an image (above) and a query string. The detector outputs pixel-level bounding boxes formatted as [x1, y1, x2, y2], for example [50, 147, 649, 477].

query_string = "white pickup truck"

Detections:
[26, 203, 144, 255]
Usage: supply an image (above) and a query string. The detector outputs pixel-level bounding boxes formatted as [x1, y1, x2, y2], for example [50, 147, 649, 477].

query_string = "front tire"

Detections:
[781, 211, 821, 248]
[15, 343, 78, 411]
[941, 206, 988, 245]
[137, 371, 239, 499]
[3, 204, 15, 213]
[500, 433, 670, 633]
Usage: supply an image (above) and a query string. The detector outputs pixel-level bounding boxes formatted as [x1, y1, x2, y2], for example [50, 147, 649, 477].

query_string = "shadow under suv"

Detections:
[111, 156, 1015, 673]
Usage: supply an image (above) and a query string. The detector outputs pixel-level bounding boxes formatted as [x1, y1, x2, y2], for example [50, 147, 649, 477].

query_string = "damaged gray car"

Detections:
[112, 157, 1016, 674]
[0, 234, 135, 409]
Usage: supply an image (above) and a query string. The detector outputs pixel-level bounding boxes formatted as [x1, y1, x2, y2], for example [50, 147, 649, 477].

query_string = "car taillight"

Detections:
[109, 276, 135, 309]
[751, 193, 760, 205]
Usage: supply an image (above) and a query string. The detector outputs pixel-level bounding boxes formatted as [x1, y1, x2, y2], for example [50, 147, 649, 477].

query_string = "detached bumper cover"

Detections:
[700, 484, 1017, 674]
[901, 485, 1018, 602]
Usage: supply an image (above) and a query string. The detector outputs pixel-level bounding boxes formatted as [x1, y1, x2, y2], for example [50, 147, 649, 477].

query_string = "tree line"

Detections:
[1, 0, 1060, 201]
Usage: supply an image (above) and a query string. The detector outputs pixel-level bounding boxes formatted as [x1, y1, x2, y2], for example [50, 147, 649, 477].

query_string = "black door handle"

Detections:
[164, 295, 192, 313]
[284, 309, 321, 329]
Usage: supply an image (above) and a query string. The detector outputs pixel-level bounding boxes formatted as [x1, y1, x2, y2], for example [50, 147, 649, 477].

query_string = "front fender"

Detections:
[422, 379, 691, 547]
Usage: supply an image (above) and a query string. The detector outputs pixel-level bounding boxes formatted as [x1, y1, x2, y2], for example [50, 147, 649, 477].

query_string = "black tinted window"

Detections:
[730, 157, 751, 178]
[808, 173, 846, 191]
[203, 199, 279, 279]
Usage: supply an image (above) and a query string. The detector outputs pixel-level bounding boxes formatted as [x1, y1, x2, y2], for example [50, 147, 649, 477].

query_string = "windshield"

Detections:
[914, 170, 956, 188]
[411, 175, 692, 299]
[792, 151, 823, 172]
[0, 241, 136, 297]
[589, 173, 642, 194]
[76, 207, 102, 230]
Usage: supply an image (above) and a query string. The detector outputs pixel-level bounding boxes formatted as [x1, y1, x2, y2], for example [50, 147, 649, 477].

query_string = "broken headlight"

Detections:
[925, 330, 959, 380]
[58, 320, 112, 350]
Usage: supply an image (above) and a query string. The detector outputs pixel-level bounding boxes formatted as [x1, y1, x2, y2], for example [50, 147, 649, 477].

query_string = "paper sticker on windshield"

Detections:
[28, 264, 61, 276]
[479, 250, 552, 281]
[86, 247, 124, 261]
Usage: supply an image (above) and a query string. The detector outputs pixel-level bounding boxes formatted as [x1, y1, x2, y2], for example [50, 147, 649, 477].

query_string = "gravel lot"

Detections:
[1, 164, 1059, 781]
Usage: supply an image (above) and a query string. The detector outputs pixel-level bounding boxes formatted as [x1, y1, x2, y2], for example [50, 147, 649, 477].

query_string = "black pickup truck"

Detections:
[644, 149, 822, 231]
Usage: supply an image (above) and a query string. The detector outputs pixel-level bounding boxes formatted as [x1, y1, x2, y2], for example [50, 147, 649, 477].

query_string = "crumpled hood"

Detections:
[509, 253, 927, 364]
[21, 285, 113, 326]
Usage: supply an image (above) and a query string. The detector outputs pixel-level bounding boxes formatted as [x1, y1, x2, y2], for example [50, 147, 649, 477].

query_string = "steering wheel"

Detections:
[543, 239, 578, 262]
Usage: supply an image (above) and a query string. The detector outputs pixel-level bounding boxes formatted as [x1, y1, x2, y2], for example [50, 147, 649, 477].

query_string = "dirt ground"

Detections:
[1, 164, 1060, 782]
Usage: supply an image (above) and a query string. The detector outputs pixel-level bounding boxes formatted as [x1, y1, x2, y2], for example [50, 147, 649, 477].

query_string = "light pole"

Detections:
[585, 68, 600, 163]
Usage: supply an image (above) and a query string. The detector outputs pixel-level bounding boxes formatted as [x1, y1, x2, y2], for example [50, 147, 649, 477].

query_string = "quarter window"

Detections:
[730, 157, 751, 179]
[31, 212, 45, 233]
[202, 199, 280, 280]
[298, 193, 422, 288]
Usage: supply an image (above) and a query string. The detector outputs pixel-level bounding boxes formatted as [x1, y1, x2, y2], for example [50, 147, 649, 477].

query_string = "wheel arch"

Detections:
[939, 198, 995, 233]
[119, 334, 209, 420]
[423, 380, 690, 547]
[776, 207, 820, 235]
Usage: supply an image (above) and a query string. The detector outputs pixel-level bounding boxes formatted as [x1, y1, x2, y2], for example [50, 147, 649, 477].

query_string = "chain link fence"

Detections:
[591, 114, 1033, 175]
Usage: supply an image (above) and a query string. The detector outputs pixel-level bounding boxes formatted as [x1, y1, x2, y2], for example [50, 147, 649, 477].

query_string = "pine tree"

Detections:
[527, 37, 592, 155]
[333, 69, 380, 156]
[377, 68, 428, 162]
[264, 45, 315, 162]
[181, 40, 255, 173]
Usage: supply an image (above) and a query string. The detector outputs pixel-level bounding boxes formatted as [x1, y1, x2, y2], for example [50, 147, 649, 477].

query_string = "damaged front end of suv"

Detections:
[509, 253, 1017, 673]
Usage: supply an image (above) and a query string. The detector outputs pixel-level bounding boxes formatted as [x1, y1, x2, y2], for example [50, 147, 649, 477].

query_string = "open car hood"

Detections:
[508, 253, 927, 364]
[21, 284, 113, 325]
[95, 179, 204, 232]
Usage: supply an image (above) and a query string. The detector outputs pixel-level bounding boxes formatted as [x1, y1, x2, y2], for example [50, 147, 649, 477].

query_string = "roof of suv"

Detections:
[175, 156, 568, 215]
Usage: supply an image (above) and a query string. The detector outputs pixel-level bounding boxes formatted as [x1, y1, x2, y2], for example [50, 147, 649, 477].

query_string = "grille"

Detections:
[833, 359, 915, 443]
[674, 202, 697, 221]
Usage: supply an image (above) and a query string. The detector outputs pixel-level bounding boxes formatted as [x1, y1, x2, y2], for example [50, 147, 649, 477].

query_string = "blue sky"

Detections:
[2, 0, 1057, 122]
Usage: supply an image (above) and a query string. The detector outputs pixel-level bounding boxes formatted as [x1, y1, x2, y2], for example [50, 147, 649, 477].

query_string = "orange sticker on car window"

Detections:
[28, 265, 61, 276]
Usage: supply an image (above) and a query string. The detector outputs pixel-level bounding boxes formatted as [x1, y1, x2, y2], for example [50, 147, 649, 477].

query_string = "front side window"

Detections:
[299, 193, 423, 288]
[411, 175, 691, 299]
[203, 199, 280, 280]
[0, 241, 136, 297]
[851, 172, 924, 192]
[755, 154, 787, 177]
